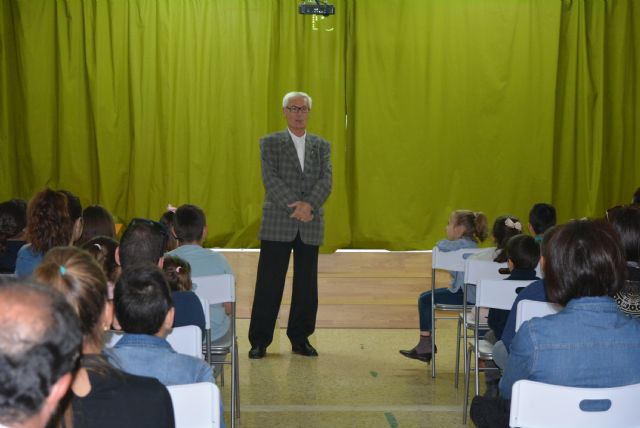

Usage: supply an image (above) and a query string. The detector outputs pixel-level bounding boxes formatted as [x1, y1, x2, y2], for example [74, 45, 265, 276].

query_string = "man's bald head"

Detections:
[0, 279, 82, 427]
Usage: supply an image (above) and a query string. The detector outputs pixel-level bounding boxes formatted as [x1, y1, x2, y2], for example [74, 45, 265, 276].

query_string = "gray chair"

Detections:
[192, 274, 239, 427]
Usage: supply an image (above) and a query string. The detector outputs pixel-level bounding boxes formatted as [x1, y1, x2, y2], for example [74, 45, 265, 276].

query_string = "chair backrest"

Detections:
[104, 329, 124, 348]
[431, 246, 484, 272]
[192, 274, 235, 304]
[476, 279, 535, 311]
[168, 382, 220, 428]
[166, 325, 203, 359]
[515, 300, 561, 332]
[464, 258, 508, 285]
[509, 379, 640, 428]
[198, 296, 211, 330]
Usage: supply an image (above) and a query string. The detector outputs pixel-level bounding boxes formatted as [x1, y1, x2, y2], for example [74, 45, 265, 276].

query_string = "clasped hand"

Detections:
[288, 201, 313, 222]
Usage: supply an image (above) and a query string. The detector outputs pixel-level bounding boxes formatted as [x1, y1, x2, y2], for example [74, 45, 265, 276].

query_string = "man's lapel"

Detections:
[303, 135, 316, 173]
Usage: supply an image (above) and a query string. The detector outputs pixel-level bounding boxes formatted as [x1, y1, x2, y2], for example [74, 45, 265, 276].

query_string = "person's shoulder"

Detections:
[307, 133, 330, 146]
[261, 130, 288, 143]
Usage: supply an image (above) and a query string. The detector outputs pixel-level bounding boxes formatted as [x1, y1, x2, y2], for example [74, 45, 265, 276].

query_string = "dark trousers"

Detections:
[248, 233, 319, 347]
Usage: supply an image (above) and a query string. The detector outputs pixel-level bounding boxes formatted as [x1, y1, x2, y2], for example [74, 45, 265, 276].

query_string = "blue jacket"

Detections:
[107, 334, 213, 386]
[500, 296, 640, 399]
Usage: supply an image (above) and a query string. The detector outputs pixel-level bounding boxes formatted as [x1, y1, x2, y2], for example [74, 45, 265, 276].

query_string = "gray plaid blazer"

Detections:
[258, 130, 332, 246]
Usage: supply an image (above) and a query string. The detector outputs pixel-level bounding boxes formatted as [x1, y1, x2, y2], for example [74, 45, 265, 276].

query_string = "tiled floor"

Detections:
[220, 319, 483, 427]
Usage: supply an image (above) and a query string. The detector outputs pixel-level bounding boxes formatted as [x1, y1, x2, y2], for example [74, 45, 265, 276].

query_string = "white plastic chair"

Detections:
[455, 257, 507, 387]
[192, 274, 239, 426]
[515, 300, 561, 332]
[430, 246, 483, 378]
[463, 279, 534, 424]
[198, 296, 211, 360]
[509, 379, 640, 428]
[168, 382, 220, 428]
[167, 325, 203, 359]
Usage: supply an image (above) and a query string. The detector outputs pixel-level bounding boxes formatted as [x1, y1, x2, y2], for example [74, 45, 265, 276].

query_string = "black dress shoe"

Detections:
[292, 341, 318, 357]
[399, 346, 436, 363]
[249, 345, 267, 359]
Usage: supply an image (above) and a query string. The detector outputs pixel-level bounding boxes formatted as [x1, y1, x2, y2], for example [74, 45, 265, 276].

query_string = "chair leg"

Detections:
[463, 345, 471, 424]
[234, 338, 240, 419]
[475, 349, 480, 397]
[454, 315, 462, 388]
[431, 272, 437, 378]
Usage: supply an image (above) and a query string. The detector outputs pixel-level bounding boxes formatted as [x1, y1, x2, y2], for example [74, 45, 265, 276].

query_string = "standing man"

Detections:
[248, 91, 332, 359]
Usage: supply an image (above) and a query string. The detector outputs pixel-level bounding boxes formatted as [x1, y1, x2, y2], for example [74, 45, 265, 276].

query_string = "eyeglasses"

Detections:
[128, 217, 169, 237]
[286, 106, 310, 113]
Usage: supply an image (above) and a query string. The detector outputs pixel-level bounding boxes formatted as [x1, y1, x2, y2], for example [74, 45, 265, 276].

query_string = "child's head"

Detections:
[0, 199, 27, 252]
[632, 188, 640, 205]
[78, 205, 116, 245]
[505, 234, 540, 271]
[174, 204, 207, 245]
[528, 203, 557, 236]
[447, 210, 488, 243]
[492, 215, 523, 263]
[82, 236, 120, 284]
[162, 255, 193, 292]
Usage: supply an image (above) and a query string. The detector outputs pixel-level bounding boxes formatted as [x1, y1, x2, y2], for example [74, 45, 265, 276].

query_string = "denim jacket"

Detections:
[436, 238, 479, 294]
[500, 296, 640, 399]
[107, 334, 213, 386]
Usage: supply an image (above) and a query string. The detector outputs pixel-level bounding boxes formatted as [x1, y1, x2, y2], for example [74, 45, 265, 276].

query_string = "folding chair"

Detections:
[514, 300, 561, 332]
[167, 325, 203, 359]
[192, 274, 239, 427]
[168, 382, 221, 428]
[509, 379, 640, 428]
[462, 279, 534, 424]
[454, 258, 507, 388]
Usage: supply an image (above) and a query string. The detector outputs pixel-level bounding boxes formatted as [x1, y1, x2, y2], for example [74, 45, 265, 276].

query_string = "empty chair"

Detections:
[193, 274, 239, 426]
[509, 379, 640, 428]
[168, 382, 220, 428]
[166, 325, 203, 359]
[514, 300, 561, 332]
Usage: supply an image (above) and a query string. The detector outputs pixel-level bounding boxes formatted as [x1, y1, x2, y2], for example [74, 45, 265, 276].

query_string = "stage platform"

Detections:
[219, 249, 450, 329]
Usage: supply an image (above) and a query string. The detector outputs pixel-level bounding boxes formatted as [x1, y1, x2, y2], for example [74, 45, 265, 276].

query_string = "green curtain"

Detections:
[1, 0, 638, 251]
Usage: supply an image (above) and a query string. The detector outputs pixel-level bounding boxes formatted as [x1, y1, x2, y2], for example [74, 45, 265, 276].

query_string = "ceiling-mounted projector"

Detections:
[299, 0, 335, 16]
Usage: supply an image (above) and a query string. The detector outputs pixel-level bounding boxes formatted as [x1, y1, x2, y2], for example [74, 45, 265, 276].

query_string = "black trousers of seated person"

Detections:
[249, 233, 319, 348]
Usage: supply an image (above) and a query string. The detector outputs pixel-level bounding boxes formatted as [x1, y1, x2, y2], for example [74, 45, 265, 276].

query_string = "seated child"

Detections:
[163, 255, 206, 334]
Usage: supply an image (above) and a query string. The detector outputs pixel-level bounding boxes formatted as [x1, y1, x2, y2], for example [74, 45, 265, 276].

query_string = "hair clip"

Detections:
[167, 204, 177, 213]
[59, 265, 67, 276]
[93, 243, 103, 251]
[505, 218, 522, 231]
[176, 266, 182, 273]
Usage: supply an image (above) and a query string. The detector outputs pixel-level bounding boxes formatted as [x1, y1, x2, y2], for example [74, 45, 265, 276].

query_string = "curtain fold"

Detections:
[1, 0, 638, 250]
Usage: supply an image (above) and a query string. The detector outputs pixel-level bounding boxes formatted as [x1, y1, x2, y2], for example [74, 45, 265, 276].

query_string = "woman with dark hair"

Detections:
[606, 205, 640, 316]
[159, 208, 178, 252]
[14, 189, 82, 277]
[472, 220, 640, 428]
[0, 198, 27, 273]
[82, 236, 120, 299]
[34, 247, 174, 428]
[77, 205, 116, 245]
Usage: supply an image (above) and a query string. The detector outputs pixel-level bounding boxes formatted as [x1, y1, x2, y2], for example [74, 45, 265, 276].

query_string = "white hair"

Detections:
[282, 92, 312, 110]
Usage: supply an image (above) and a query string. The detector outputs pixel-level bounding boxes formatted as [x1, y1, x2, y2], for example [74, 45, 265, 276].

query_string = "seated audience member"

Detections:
[163, 256, 206, 334]
[34, 247, 175, 428]
[82, 236, 120, 300]
[606, 205, 640, 316]
[492, 226, 560, 369]
[466, 215, 522, 304]
[472, 220, 640, 428]
[116, 218, 168, 270]
[108, 264, 213, 385]
[0, 199, 27, 273]
[165, 204, 234, 345]
[527, 202, 556, 243]
[486, 234, 540, 344]
[159, 206, 178, 252]
[77, 205, 116, 245]
[15, 189, 83, 277]
[0, 279, 82, 428]
[400, 209, 488, 363]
